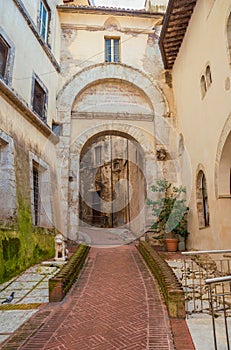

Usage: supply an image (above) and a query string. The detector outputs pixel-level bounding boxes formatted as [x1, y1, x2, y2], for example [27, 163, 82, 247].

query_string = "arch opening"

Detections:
[79, 132, 146, 229]
[218, 131, 231, 196]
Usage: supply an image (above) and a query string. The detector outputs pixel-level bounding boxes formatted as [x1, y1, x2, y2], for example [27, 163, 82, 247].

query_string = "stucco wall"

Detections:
[172, 0, 231, 249]
[0, 0, 61, 126]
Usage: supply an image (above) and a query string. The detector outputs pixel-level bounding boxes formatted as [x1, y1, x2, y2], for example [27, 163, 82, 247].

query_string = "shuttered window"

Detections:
[0, 36, 9, 79]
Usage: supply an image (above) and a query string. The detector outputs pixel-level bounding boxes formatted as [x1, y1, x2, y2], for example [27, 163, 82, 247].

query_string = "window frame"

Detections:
[0, 130, 17, 222]
[0, 28, 15, 85]
[94, 145, 103, 166]
[200, 75, 207, 98]
[32, 161, 40, 226]
[0, 35, 10, 80]
[39, 0, 50, 43]
[105, 37, 120, 63]
[196, 170, 210, 229]
[205, 65, 212, 87]
[29, 152, 53, 227]
[31, 74, 48, 122]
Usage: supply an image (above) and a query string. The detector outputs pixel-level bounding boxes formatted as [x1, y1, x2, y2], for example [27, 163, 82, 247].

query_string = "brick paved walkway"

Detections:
[2, 245, 176, 350]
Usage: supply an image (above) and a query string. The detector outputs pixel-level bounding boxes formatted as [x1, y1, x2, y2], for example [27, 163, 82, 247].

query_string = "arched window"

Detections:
[200, 75, 207, 98]
[227, 13, 231, 63]
[196, 170, 209, 228]
[205, 65, 212, 87]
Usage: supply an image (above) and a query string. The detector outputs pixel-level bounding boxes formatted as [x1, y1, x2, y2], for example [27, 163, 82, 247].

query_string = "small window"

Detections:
[196, 170, 209, 228]
[39, 1, 49, 42]
[200, 75, 207, 98]
[95, 146, 102, 165]
[227, 13, 231, 64]
[113, 160, 120, 170]
[205, 65, 212, 87]
[32, 78, 47, 121]
[105, 38, 120, 63]
[202, 174, 209, 227]
[52, 122, 62, 136]
[0, 35, 9, 79]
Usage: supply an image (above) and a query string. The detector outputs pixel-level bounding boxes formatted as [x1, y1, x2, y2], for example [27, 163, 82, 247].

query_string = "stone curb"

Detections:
[137, 241, 186, 318]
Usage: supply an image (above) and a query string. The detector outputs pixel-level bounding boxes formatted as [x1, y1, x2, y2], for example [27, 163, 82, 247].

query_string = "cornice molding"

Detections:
[57, 5, 164, 19]
[71, 111, 154, 121]
[61, 23, 156, 34]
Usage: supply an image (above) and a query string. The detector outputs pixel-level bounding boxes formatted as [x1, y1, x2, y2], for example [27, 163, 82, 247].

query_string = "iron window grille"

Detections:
[33, 163, 39, 226]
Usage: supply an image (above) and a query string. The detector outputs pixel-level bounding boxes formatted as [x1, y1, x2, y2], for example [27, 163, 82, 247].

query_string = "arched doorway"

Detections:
[79, 132, 146, 229]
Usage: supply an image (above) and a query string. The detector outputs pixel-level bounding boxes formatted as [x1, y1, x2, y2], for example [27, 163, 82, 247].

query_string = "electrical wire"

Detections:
[13, 21, 157, 81]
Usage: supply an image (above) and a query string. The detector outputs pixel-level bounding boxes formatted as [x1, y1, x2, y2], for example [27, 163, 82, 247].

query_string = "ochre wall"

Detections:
[172, 0, 231, 249]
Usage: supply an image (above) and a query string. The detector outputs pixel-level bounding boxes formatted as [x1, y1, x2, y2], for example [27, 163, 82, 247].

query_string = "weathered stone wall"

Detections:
[0, 87, 61, 282]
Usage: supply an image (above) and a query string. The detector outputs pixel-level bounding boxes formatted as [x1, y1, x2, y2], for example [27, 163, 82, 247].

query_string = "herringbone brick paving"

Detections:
[1, 245, 194, 350]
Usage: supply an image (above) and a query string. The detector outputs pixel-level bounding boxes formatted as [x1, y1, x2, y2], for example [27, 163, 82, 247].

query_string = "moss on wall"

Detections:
[0, 226, 55, 283]
[0, 143, 55, 284]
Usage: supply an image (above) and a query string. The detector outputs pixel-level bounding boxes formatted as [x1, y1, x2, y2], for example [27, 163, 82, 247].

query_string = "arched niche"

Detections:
[215, 115, 231, 197]
[71, 79, 154, 119]
[57, 63, 167, 122]
[218, 131, 231, 196]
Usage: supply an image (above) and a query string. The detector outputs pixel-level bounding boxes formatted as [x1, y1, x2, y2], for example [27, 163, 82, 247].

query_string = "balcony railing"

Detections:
[205, 276, 231, 350]
[180, 250, 231, 350]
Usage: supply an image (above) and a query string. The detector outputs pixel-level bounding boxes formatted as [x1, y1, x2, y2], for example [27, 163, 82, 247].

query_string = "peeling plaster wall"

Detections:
[56, 9, 183, 238]
[0, 0, 61, 126]
[0, 97, 62, 231]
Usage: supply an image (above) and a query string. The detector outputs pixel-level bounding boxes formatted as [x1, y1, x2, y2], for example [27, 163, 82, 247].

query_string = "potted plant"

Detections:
[147, 179, 189, 252]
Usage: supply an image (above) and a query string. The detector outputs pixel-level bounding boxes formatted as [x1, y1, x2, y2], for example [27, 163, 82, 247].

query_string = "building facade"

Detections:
[159, 0, 231, 250]
[2, 0, 229, 281]
[56, 2, 183, 241]
[0, 0, 62, 281]
[1, 0, 179, 278]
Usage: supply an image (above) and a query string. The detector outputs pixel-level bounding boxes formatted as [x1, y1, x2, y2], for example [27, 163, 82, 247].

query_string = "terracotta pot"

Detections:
[165, 238, 178, 252]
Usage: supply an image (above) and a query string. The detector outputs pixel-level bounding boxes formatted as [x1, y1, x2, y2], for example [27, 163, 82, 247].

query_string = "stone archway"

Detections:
[78, 132, 146, 230]
[56, 63, 168, 239]
[215, 114, 231, 197]
[67, 123, 157, 241]
[214, 116, 231, 245]
[57, 63, 167, 122]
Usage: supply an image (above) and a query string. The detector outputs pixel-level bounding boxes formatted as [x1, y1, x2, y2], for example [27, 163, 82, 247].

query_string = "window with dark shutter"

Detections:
[0, 36, 9, 79]
[33, 80, 46, 121]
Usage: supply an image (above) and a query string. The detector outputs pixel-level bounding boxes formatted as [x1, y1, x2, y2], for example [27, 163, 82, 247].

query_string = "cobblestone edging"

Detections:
[49, 244, 90, 302]
[138, 241, 186, 318]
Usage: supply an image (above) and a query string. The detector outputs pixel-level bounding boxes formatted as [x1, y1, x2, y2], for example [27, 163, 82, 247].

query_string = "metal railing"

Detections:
[205, 276, 231, 350]
[182, 250, 231, 315]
